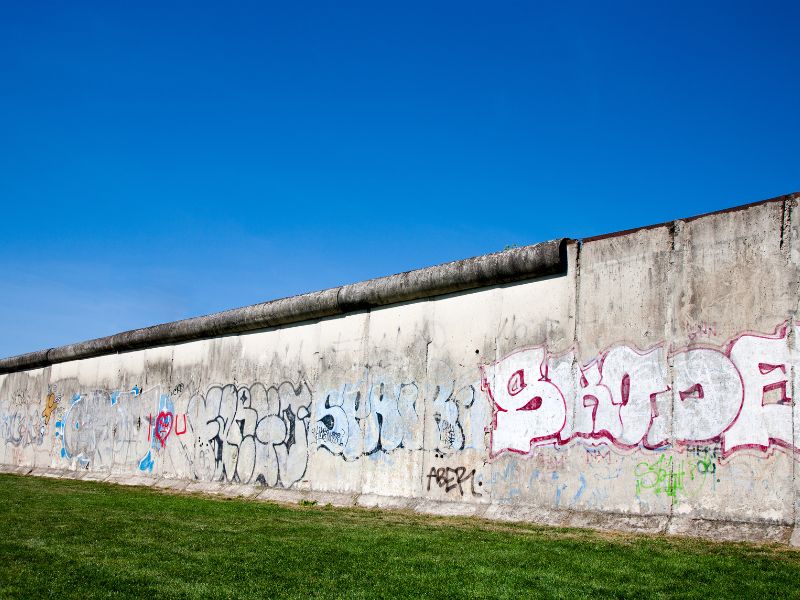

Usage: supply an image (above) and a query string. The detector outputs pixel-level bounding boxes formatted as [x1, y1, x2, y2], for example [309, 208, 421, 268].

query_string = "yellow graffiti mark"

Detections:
[42, 392, 57, 426]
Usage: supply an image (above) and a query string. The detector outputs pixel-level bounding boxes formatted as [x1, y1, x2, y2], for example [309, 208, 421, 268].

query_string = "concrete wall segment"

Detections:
[2, 192, 800, 544]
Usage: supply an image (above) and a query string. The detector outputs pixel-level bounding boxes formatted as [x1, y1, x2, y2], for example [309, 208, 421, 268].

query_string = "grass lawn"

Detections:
[1, 474, 799, 599]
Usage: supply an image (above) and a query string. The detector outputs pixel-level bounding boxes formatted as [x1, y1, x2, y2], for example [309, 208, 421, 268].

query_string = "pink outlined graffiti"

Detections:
[719, 323, 796, 457]
[482, 347, 567, 454]
[482, 322, 800, 460]
[154, 411, 174, 447]
[145, 411, 187, 447]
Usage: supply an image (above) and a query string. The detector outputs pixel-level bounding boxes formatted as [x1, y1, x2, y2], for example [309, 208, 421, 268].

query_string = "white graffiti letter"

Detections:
[672, 348, 742, 443]
[723, 327, 793, 455]
[483, 348, 566, 454]
[602, 347, 669, 447]
[573, 361, 621, 444]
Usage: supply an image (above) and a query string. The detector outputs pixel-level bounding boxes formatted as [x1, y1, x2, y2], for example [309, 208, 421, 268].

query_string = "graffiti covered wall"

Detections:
[2, 195, 800, 544]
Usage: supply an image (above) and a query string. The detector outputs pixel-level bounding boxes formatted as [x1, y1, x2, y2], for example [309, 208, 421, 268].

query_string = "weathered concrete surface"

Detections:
[2, 192, 800, 545]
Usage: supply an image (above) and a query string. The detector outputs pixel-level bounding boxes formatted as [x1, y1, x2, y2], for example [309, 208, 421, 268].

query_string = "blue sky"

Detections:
[1, 1, 798, 358]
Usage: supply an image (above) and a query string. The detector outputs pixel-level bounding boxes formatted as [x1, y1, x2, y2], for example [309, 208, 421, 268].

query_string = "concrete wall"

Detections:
[2, 193, 800, 545]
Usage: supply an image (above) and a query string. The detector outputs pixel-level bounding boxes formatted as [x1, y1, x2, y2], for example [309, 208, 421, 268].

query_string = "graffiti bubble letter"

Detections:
[482, 347, 566, 455]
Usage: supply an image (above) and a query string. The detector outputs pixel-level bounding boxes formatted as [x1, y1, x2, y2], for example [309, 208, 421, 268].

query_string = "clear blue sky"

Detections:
[1, 1, 798, 358]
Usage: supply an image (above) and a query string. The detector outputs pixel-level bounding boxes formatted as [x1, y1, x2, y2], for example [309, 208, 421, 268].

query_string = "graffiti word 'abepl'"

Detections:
[426, 466, 482, 497]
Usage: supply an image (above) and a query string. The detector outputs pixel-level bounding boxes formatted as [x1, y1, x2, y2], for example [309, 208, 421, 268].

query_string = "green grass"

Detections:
[1, 474, 799, 599]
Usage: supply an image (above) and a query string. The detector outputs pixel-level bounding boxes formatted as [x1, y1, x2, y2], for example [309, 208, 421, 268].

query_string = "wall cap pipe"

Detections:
[0, 238, 569, 374]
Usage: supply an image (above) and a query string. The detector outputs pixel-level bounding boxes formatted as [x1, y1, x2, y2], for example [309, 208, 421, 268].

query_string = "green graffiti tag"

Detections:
[634, 450, 717, 501]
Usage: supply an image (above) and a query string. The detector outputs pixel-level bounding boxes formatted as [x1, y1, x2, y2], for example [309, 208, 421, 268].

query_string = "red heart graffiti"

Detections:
[154, 411, 174, 447]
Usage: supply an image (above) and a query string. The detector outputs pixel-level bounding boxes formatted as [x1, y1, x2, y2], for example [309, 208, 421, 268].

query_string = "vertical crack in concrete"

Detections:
[356, 308, 372, 495]
[421, 317, 433, 500]
[570, 240, 583, 491]
[487, 281, 505, 508]
[786, 196, 798, 543]
[572, 240, 582, 350]
[663, 219, 684, 534]
[781, 197, 787, 250]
